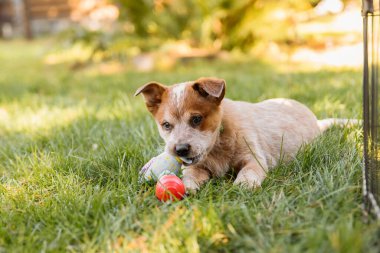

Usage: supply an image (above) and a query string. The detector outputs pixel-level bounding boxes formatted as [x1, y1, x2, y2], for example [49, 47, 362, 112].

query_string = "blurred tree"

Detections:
[58, 0, 351, 66]
[115, 0, 323, 50]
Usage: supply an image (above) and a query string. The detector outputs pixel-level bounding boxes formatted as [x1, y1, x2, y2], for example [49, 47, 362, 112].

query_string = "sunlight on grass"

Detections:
[312, 97, 351, 117]
[111, 206, 228, 253]
[0, 40, 378, 252]
[0, 106, 82, 134]
[44, 44, 94, 65]
[0, 97, 138, 136]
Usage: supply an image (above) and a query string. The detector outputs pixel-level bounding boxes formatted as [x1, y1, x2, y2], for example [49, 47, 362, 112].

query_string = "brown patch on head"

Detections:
[152, 78, 226, 132]
[181, 86, 223, 132]
[153, 90, 174, 125]
[185, 77, 226, 132]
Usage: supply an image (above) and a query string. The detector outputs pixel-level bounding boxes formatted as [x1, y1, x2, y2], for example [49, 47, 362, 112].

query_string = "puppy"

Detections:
[135, 77, 338, 192]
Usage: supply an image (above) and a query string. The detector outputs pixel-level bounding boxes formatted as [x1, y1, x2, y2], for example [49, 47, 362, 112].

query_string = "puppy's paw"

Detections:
[234, 170, 262, 189]
[182, 178, 200, 194]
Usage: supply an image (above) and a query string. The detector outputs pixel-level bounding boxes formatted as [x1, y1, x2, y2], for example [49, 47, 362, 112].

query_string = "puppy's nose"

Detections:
[175, 144, 191, 157]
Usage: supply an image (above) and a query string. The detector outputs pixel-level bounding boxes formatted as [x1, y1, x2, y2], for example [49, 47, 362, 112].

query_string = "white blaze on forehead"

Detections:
[171, 82, 188, 105]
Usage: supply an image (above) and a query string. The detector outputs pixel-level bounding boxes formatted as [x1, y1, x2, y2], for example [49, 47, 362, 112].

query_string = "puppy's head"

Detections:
[135, 77, 226, 166]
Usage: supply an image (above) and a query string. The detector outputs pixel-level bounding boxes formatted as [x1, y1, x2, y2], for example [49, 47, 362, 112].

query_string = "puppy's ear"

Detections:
[192, 77, 226, 104]
[135, 82, 167, 114]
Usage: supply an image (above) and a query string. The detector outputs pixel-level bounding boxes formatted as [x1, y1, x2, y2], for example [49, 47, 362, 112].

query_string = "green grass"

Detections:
[0, 40, 378, 253]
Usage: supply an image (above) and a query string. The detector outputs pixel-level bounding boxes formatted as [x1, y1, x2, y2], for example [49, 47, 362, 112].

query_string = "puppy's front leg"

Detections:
[234, 161, 267, 189]
[182, 166, 210, 193]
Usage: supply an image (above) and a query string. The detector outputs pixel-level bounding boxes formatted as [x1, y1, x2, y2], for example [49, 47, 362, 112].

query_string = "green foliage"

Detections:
[0, 40, 378, 252]
[57, 0, 349, 63]
[115, 0, 320, 50]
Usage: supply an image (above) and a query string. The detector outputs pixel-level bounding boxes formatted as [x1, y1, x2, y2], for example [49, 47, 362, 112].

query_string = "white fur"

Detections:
[317, 118, 362, 132]
[171, 83, 188, 106]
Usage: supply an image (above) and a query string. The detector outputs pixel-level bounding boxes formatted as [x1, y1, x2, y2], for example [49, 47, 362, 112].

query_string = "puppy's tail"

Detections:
[317, 118, 362, 132]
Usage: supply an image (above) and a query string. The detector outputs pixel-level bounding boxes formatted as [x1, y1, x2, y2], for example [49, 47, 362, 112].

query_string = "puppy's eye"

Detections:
[190, 115, 203, 127]
[162, 122, 172, 131]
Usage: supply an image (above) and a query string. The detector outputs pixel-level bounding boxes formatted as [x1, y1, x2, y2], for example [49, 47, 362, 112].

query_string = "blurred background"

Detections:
[2, 2, 376, 252]
[0, 0, 362, 71]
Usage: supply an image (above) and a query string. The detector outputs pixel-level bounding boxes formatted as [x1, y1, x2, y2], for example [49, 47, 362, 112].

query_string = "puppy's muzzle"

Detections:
[175, 143, 191, 157]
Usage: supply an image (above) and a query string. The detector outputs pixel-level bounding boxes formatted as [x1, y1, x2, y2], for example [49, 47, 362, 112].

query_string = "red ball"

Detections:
[155, 175, 186, 202]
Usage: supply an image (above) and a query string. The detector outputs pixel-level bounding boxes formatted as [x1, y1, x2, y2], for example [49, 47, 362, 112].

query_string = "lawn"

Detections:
[0, 40, 378, 253]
